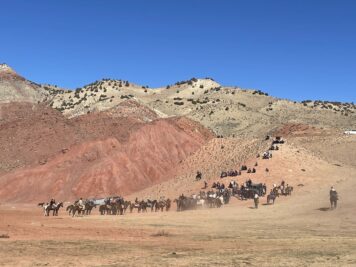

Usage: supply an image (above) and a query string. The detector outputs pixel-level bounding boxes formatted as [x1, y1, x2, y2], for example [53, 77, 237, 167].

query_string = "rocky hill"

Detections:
[48, 76, 356, 137]
[0, 64, 66, 104]
[2, 64, 355, 137]
[0, 101, 213, 202]
[0, 64, 355, 202]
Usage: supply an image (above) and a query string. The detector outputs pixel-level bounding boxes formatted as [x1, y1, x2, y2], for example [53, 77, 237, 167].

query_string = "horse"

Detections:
[110, 198, 124, 215]
[147, 199, 157, 212]
[52, 202, 63, 216]
[99, 204, 112, 215]
[165, 199, 171, 211]
[129, 202, 141, 213]
[83, 201, 96, 215]
[284, 186, 293, 196]
[196, 199, 205, 208]
[267, 193, 276, 204]
[44, 202, 63, 216]
[66, 204, 74, 215]
[123, 201, 131, 213]
[140, 200, 148, 212]
[272, 186, 281, 197]
[213, 198, 223, 208]
[174, 198, 185, 212]
[71, 204, 86, 217]
[154, 200, 166, 212]
[195, 171, 202, 181]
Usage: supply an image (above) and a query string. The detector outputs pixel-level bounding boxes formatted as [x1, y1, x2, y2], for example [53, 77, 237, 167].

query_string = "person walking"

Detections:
[254, 193, 259, 209]
[329, 186, 338, 210]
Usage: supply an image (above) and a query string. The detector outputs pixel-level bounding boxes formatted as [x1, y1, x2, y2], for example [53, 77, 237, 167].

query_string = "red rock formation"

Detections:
[0, 102, 213, 202]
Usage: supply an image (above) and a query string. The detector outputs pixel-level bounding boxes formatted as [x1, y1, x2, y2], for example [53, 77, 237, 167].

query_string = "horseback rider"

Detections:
[196, 171, 202, 181]
[78, 197, 85, 210]
[329, 186, 339, 209]
[49, 198, 56, 207]
[262, 183, 267, 195]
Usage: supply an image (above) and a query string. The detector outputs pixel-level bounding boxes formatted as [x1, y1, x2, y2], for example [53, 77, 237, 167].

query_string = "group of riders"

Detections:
[39, 135, 340, 216]
[39, 182, 339, 216]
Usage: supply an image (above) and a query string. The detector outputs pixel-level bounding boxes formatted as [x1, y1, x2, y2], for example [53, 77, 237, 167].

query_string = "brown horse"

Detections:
[165, 199, 171, 211]
[71, 204, 85, 217]
[99, 204, 112, 215]
[123, 201, 131, 213]
[155, 201, 165, 212]
[267, 193, 276, 204]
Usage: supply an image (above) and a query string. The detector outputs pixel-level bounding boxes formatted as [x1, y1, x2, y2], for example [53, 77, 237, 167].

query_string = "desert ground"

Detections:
[1, 136, 356, 267]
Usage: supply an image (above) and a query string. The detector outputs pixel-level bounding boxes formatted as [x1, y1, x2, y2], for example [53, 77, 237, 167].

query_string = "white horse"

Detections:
[196, 199, 205, 208]
[38, 203, 50, 216]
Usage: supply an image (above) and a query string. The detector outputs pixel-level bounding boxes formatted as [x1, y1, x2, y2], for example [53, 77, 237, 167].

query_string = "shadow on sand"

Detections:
[317, 207, 331, 212]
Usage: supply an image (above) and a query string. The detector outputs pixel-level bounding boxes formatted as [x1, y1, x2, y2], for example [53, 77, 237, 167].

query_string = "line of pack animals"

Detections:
[38, 136, 293, 216]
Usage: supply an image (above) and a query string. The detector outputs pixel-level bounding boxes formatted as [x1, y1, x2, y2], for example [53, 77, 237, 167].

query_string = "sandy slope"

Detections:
[1, 135, 355, 266]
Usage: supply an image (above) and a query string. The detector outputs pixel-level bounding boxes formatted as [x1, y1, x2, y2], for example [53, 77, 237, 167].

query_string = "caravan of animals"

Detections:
[41, 136, 294, 217]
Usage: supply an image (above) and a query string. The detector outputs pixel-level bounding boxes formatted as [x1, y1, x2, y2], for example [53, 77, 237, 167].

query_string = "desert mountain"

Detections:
[0, 65, 355, 202]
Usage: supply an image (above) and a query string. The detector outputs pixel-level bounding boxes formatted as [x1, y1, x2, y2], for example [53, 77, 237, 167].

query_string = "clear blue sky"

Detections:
[1, 0, 355, 102]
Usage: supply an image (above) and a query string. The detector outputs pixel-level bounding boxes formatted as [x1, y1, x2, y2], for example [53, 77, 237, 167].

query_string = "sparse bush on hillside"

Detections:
[55, 107, 65, 112]
[166, 85, 170, 89]
[204, 77, 215, 81]
[253, 90, 268, 96]
[200, 85, 204, 89]
[175, 77, 198, 86]
[174, 101, 184, 106]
